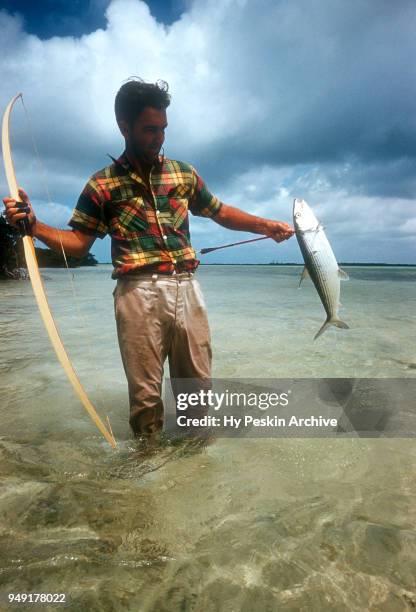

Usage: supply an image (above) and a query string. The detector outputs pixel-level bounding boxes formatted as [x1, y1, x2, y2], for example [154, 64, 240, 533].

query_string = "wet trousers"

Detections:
[113, 272, 212, 435]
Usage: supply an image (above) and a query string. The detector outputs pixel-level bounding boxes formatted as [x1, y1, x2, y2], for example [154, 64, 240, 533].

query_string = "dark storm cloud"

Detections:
[0, 0, 110, 38]
[178, 0, 416, 195]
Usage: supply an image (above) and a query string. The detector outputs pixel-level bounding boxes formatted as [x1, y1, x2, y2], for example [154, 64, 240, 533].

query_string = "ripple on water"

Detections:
[1, 267, 416, 608]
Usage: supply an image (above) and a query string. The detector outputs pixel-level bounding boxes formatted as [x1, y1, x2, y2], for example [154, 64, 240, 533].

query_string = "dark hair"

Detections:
[115, 77, 171, 125]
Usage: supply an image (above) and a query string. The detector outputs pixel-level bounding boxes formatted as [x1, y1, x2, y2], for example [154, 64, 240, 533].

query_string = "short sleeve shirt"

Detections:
[68, 153, 222, 278]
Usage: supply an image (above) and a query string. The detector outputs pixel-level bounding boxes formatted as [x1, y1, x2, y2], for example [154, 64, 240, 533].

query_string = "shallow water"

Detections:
[1, 265, 416, 610]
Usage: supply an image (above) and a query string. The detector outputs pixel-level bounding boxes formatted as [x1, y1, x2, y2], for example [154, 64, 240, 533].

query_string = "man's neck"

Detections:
[125, 149, 152, 185]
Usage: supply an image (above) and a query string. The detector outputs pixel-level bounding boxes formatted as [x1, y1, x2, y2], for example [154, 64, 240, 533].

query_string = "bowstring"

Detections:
[20, 96, 116, 445]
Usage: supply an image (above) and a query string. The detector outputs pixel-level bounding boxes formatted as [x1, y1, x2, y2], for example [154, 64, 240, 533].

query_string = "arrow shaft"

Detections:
[199, 235, 270, 255]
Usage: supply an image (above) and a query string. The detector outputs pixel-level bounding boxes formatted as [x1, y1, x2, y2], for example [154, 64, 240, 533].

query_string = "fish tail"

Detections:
[314, 317, 349, 340]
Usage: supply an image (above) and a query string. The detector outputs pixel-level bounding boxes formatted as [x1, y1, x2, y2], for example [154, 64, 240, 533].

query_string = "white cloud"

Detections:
[0, 0, 415, 263]
[399, 218, 416, 235]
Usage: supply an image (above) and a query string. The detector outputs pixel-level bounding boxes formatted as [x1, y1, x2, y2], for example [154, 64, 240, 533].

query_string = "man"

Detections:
[3, 78, 294, 438]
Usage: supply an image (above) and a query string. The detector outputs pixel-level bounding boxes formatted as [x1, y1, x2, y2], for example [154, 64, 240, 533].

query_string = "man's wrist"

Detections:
[261, 219, 274, 236]
[31, 217, 39, 238]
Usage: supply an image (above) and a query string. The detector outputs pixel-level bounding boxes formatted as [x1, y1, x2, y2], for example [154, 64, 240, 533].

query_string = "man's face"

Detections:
[121, 106, 168, 164]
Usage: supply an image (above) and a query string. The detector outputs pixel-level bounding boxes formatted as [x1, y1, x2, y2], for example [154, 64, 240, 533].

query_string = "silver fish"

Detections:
[293, 198, 349, 339]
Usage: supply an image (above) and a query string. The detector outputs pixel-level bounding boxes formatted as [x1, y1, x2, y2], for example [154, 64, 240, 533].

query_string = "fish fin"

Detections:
[332, 319, 349, 330]
[338, 268, 349, 280]
[314, 317, 349, 340]
[298, 266, 310, 287]
[314, 320, 331, 340]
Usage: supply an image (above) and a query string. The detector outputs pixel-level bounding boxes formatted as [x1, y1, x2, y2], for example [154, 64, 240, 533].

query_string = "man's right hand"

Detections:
[3, 190, 96, 257]
[3, 188, 36, 230]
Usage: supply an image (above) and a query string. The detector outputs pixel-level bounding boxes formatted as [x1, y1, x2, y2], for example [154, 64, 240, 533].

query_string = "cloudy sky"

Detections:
[0, 0, 415, 264]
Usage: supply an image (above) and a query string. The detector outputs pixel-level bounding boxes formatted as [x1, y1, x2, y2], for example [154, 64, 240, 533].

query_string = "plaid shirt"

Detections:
[68, 152, 222, 278]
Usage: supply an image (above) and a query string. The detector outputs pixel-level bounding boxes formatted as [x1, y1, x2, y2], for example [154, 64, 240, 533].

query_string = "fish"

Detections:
[293, 198, 349, 339]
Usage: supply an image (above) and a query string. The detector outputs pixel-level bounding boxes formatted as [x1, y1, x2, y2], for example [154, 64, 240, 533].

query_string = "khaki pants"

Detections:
[113, 272, 212, 435]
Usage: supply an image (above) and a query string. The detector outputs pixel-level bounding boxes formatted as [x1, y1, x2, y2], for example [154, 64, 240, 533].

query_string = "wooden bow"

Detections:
[2, 93, 116, 449]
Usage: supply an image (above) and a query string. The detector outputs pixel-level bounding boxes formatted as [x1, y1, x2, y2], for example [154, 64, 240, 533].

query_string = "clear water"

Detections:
[1, 265, 416, 610]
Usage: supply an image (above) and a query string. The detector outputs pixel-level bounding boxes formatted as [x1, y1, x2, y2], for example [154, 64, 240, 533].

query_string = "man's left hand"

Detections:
[264, 220, 295, 243]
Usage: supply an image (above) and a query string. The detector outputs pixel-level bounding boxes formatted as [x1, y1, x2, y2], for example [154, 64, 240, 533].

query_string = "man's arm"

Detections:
[3, 188, 96, 257]
[32, 220, 96, 257]
[213, 202, 294, 242]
